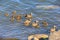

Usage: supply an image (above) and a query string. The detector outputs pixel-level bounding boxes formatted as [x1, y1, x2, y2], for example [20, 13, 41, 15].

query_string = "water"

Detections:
[0, 0, 60, 40]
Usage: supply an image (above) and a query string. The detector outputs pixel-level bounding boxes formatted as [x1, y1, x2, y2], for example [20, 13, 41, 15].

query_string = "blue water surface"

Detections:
[0, 0, 60, 40]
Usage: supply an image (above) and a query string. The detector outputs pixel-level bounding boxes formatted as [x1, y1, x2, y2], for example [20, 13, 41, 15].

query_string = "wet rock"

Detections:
[49, 30, 60, 40]
[28, 34, 48, 40]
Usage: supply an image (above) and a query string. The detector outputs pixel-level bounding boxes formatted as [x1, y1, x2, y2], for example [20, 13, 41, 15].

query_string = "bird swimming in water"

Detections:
[24, 19, 32, 26]
[32, 20, 39, 28]
[42, 21, 48, 27]
[10, 15, 15, 22]
[15, 14, 21, 22]
[25, 13, 32, 19]
[12, 11, 16, 15]
[4, 13, 9, 17]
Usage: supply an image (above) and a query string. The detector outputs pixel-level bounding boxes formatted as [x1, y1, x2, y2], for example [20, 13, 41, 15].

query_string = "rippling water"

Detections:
[0, 0, 60, 40]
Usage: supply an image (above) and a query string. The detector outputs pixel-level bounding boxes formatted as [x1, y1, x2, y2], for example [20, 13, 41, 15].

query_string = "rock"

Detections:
[28, 34, 48, 40]
[49, 30, 60, 40]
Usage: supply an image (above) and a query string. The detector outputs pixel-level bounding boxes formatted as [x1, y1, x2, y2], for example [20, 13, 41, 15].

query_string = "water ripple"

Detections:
[0, 0, 60, 40]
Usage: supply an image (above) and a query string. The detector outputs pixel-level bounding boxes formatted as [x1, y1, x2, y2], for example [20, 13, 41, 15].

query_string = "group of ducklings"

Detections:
[4, 11, 57, 29]
[4, 11, 49, 28]
[4, 11, 21, 22]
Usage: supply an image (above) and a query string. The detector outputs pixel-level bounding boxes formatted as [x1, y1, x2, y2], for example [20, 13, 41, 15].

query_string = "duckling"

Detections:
[10, 16, 15, 22]
[25, 13, 32, 19]
[50, 25, 56, 33]
[15, 14, 21, 22]
[42, 21, 48, 27]
[32, 20, 39, 28]
[24, 19, 31, 26]
[4, 13, 9, 17]
[12, 11, 16, 15]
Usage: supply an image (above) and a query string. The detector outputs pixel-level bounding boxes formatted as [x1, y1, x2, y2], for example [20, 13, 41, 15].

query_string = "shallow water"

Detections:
[0, 0, 60, 40]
